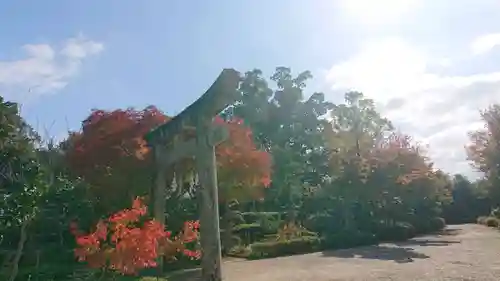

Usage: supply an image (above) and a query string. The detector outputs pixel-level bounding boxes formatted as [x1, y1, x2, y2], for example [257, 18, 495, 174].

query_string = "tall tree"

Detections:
[320, 92, 394, 227]
[0, 96, 47, 281]
[231, 67, 333, 214]
[327, 91, 393, 156]
[466, 104, 500, 205]
[63, 106, 169, 214]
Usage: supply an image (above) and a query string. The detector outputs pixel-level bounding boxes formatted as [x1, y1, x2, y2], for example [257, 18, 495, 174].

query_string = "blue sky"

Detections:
[1, 0, 500, 177]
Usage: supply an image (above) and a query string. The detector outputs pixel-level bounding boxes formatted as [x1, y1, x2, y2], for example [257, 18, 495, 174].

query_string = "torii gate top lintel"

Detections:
[144, 68, 241, 146]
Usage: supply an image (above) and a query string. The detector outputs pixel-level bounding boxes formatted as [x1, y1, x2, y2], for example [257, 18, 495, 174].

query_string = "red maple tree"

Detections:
[64, 106, 169, 212]
[72, 197, 200, 275]
[214, 116, 272, 202]
[64, 108, 272, 209]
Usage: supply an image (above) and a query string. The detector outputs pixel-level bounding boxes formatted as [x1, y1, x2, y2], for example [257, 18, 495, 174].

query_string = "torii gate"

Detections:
[144, 69, 240, 281]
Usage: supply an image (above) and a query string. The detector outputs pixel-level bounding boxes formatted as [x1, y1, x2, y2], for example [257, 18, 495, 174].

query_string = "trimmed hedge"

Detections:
[233, 223, 261, 232]
[410, 216, 447, 234]
[233, 223, 264, 244]
[486, 217, 499, 227]
[375, 222, 416, 242]
[477, 216, 500, 227]
[322, 229, 378, 250]
[429, 217, 446, 231]
[234, 212, 285, 244]
[232, 217, 449, 260]
[248, 236, 322, 259]
[241, 212, 283, 224]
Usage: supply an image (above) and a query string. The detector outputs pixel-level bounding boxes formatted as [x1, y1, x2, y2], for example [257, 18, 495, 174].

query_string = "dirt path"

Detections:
[171, 224, 500, 280]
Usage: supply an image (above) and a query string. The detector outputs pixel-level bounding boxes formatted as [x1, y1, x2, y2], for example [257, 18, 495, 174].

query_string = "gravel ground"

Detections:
[227, 224, 500, 281]
[170, 224, 500, 281]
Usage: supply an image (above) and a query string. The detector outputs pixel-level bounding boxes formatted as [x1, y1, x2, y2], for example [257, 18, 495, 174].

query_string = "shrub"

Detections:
[241, 212, 283, 224]
[303, 213, 344, 236]
[429, 217, 446, 231]
[234, 213, 284, 243]
[248, 236, 322, 259]
[322, 229, 378, 250]
[485, 217, 499, 227]
[72, 198, 201, 275]
[233, 223, 262, 232]
[227, 245, 252, 259]
[410, 217, 446, 234]
[376, 222, 416, 241]
[477, 216, 489, 225]
[276, 222, 318, 241]
[258, 215, 282, 235]
[411, 220, 430, 234]
[233, 223, 264, 244]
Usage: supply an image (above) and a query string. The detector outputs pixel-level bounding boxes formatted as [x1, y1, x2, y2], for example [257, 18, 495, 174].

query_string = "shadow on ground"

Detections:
[322, 245, 430, 263]
[393, 239, 461, 247]
[437, 227, 462, 236]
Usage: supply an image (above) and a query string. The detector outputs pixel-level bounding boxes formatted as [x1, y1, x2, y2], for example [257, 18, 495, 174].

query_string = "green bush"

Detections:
[233, 223, 262, 232]
[303, 213, 341, 235]
[322, 229, 378, 249]
[375, 222, 416, 241]
[477, 216, 489, 225]
[227, 245, 252, 258]
[233, 223, 264, 244]
[248, 236, 322, 259]
[410, 216, 446, 234]
[300, 230, 319, 237]
[258, 215, 282, 235]
[485, 217, 499, 227]
[429, 217, 446, 231]
[475, 216, 500, 227]
[241, 212, 283, 224]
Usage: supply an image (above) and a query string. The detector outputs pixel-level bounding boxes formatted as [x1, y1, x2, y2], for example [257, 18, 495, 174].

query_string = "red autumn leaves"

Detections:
[64, 107, 169, 211]
[66, 107, 272, 275]
[214, 116, 272, 201]
[72, 197, 201, 275]
[331, 132, 434, 186]
[65, 108, 272, 207]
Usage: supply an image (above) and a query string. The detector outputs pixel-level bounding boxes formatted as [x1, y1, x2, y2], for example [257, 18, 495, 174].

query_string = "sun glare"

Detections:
[340, 0, 418, 25]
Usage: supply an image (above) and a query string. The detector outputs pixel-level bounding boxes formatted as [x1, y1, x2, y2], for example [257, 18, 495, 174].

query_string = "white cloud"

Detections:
[325, 38, 500, 178]
[61, 36, 104, 59]
[0, 35, 104, 101]
[339, 0, 419, 26]
[471, 33, 500, 56]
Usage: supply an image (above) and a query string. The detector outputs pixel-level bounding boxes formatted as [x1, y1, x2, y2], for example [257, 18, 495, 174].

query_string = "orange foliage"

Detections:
[355, 133, 433, 185]
[64, 107, 271, 207]
[214, 116, 272, 201]
[72, 197, 200, 275]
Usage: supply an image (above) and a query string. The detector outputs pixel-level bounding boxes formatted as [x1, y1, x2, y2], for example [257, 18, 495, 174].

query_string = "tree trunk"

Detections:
[8, 220, 29, 281]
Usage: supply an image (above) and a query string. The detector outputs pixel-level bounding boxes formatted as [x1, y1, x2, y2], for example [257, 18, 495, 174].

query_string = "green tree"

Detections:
[443, 174, 490, 223]
[0, 96, 48, 281]
[231, 67, 333, 216]
[467, 104, 500, 205]
[320, 92, 393, 229]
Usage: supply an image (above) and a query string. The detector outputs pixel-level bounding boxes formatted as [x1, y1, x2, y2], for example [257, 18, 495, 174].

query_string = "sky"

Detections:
[1, 0, 500, 179]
